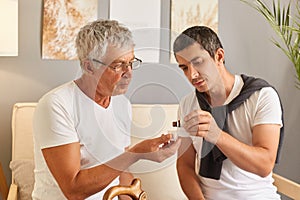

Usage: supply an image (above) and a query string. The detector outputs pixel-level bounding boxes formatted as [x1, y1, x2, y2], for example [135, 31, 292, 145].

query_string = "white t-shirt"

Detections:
[178, 75, 282, 200]
[32, 81, 131, 200]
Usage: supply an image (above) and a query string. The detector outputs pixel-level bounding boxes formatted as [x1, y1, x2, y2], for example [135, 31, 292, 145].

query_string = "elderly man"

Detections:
[173, 26, 283, 199]
[32, 19, 181, 200]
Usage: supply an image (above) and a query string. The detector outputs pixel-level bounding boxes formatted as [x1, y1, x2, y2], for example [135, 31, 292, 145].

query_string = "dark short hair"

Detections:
[173, 26, 223, 58]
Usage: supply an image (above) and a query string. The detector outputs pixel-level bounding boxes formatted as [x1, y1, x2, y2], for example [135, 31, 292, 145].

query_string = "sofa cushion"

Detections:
[9, 159, 35, 200]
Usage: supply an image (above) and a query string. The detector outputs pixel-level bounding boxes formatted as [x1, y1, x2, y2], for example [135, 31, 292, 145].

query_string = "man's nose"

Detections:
[122, 65, 132, 77]
[189, 65, 199, 79]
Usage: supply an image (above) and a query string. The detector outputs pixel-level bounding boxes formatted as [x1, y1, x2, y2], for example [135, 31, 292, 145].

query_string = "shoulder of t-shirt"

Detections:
[256, 86, 280, 103]
[245, 87, 281, 113]
[37, 81, 75, 108]
[40, 81, 75, 100]
[250, 86, 279, 100]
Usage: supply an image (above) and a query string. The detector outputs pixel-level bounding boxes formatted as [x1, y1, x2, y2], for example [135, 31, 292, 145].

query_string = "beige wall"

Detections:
[0, 0, 299, 196]
[0, 0, 79, 185]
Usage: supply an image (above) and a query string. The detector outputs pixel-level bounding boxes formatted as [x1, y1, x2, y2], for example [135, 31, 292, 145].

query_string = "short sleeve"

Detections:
[33, 94, 79, 149]
[253, 87, 282, 127]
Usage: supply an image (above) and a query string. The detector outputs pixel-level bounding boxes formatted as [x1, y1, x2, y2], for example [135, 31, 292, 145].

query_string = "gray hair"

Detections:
[75, 19, 134, 68]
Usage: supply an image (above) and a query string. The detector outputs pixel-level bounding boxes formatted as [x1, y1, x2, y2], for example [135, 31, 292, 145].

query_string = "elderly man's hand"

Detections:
[128, 134, 181, 163]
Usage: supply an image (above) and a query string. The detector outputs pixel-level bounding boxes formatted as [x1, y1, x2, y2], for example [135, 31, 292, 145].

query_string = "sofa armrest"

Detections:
[7, 183, 18, 200]
[273, 173, 300, 199]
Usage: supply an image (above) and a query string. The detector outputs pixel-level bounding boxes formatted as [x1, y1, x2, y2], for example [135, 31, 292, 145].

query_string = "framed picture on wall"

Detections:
[42, 0, 98, 60]
[170, 0, 218, 63]
[0, 0, 18, 56]
[110, 0, 161, 63]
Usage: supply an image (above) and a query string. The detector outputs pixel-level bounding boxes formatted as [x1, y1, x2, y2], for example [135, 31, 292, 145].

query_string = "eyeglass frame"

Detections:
[92, 57, 142, 73]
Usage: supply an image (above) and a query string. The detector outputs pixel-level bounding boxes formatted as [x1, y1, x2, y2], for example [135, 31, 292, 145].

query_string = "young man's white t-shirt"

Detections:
[178, 75, 282, 200]
[32, 81, 131, 200]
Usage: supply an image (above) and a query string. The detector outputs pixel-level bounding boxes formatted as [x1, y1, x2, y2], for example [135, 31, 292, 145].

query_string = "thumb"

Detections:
[152, 134, 172, 145]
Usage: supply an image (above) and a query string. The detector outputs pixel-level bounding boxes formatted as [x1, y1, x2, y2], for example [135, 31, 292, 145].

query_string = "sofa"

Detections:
[7, 103, 300, 200]
[8, 103, 187, 200]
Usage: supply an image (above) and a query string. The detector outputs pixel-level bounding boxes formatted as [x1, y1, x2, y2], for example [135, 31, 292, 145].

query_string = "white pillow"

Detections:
[9, 159, 35, 200]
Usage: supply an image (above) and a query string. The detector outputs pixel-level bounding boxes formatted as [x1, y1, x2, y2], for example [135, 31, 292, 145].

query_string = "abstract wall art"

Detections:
[170, 0, 218, 62]
[42, 0, 98, 60]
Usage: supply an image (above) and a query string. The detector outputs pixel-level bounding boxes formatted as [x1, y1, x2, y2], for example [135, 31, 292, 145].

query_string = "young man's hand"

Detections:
[183, 110, 221, 144]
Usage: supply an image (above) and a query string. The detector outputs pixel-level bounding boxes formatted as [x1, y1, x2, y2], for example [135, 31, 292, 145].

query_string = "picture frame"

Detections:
[170, 0, 218, 63]
[0, 0, 18, 56]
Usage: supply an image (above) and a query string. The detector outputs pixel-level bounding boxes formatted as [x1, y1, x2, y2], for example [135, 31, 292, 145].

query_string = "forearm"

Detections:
[177, 164, 205, 200]
[177, 138, 205, 200]
[61, 152, 139, 199]
[44, 134, 180, 199]
[119, 171, 134, 186]
[216, 129, 278, 177]
[119, 172, 134, 200]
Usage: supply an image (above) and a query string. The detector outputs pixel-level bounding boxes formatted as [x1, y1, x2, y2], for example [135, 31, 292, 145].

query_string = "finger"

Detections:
[184, 124, 210, 137]
[160, 141, 170, 149]
[183, 123, 198, 133]
[184, 109, 208, 122]
[197, 123, 210, 131]
[152, 134, 172, 145]
[184, 116, 200, 129]
[153, 139, 182, 163]
[160, 138, 182, 154]
[183, 118, 209, 131]
[184, 112, 211, 130]
[195, 130, 208, 137]
[196, 114, 211, 124]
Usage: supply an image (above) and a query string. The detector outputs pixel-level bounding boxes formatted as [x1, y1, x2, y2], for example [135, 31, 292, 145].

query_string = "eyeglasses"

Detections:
[92, 57, 142, 73]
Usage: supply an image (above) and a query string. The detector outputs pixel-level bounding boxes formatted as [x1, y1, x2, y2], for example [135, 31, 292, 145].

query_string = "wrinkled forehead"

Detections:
[101, 45, 135, 63]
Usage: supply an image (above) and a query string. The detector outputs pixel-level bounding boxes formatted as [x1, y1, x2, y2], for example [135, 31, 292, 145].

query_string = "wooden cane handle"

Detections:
[103, 178, 147, 200]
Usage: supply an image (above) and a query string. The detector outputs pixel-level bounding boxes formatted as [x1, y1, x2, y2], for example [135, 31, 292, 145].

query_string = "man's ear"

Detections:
[215, 48, 225, 63]
[83, 60, 94, 74]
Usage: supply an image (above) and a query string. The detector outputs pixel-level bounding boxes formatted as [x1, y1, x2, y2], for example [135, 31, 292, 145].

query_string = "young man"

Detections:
[32, 19, 181, 200]
[173, 26, 282, 199]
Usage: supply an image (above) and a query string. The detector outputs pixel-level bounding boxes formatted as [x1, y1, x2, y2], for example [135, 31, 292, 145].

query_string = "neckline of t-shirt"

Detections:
[224, 75, 244, 105]
[71, 80, 113, 111]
